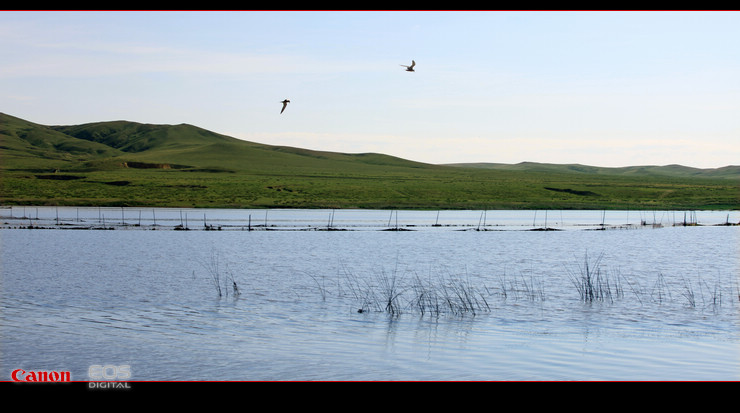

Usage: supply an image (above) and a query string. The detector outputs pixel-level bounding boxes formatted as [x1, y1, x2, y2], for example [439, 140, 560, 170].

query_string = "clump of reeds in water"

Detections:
[340, 264, 406, 315]
[410, 272, 491, 317]
[200, 250, 240, 299]
[568, 253, 624, 303]
[341, 265, 490, 317]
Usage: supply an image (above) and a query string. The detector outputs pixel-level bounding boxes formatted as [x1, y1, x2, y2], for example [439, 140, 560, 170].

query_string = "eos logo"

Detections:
[88, 364, 131, 381]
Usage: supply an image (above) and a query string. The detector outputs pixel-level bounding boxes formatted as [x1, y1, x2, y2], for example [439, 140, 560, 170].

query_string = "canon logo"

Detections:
[11, 369, 71, 382]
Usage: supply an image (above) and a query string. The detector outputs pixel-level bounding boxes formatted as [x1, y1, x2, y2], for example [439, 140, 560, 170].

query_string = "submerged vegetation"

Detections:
[2, 113, 739, 211]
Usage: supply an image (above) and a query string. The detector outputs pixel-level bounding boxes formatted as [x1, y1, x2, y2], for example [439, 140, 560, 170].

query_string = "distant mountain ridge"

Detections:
[3, 112, 737, 179]
[444, 161, 740, 180]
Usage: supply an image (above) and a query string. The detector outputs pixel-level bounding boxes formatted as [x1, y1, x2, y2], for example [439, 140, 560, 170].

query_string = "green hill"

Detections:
[1, 112, 738, 210]
[445, 162, 740, 180]
[49, 116, 435, 174]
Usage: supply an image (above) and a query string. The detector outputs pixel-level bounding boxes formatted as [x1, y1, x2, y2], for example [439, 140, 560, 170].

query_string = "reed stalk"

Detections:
[201, 250, 240, 298]
[681, 276, 696, 308]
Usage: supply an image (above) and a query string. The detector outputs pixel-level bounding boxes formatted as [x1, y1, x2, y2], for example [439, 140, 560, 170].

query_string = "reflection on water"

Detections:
[1, 208, 738, 381]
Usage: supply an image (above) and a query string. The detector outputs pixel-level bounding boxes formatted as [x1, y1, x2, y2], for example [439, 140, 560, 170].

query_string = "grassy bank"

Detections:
[3, 165, 738, 210]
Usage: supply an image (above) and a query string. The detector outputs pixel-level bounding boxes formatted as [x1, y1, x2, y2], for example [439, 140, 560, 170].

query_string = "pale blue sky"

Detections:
[2, 10, 738, 168]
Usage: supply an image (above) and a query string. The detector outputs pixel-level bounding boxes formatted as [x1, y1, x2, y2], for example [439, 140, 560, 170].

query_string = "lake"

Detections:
[1, 207, 739, 381]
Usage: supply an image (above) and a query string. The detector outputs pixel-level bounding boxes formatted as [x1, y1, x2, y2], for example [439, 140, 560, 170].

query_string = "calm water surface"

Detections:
[1, 208, 738, 381]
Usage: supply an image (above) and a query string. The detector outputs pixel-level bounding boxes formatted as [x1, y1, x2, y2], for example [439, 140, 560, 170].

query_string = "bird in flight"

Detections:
[400, 60, 416, 72]
[280, 99, 290, 114]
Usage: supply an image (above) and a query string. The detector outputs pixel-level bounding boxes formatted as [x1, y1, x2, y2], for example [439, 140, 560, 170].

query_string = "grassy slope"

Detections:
[1, 112, 738, 210]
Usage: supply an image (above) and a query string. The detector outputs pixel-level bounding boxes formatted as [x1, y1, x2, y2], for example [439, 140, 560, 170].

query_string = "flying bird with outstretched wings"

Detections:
[280, 99, 290, 114]
[400, 60, 415, 72]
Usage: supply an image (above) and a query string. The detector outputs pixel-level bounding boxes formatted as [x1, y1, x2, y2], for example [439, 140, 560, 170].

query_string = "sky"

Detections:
[1, 10, 739, 168]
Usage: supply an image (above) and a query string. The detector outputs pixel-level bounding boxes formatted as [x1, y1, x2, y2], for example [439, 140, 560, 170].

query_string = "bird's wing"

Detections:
[410, 60, 415, 68]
